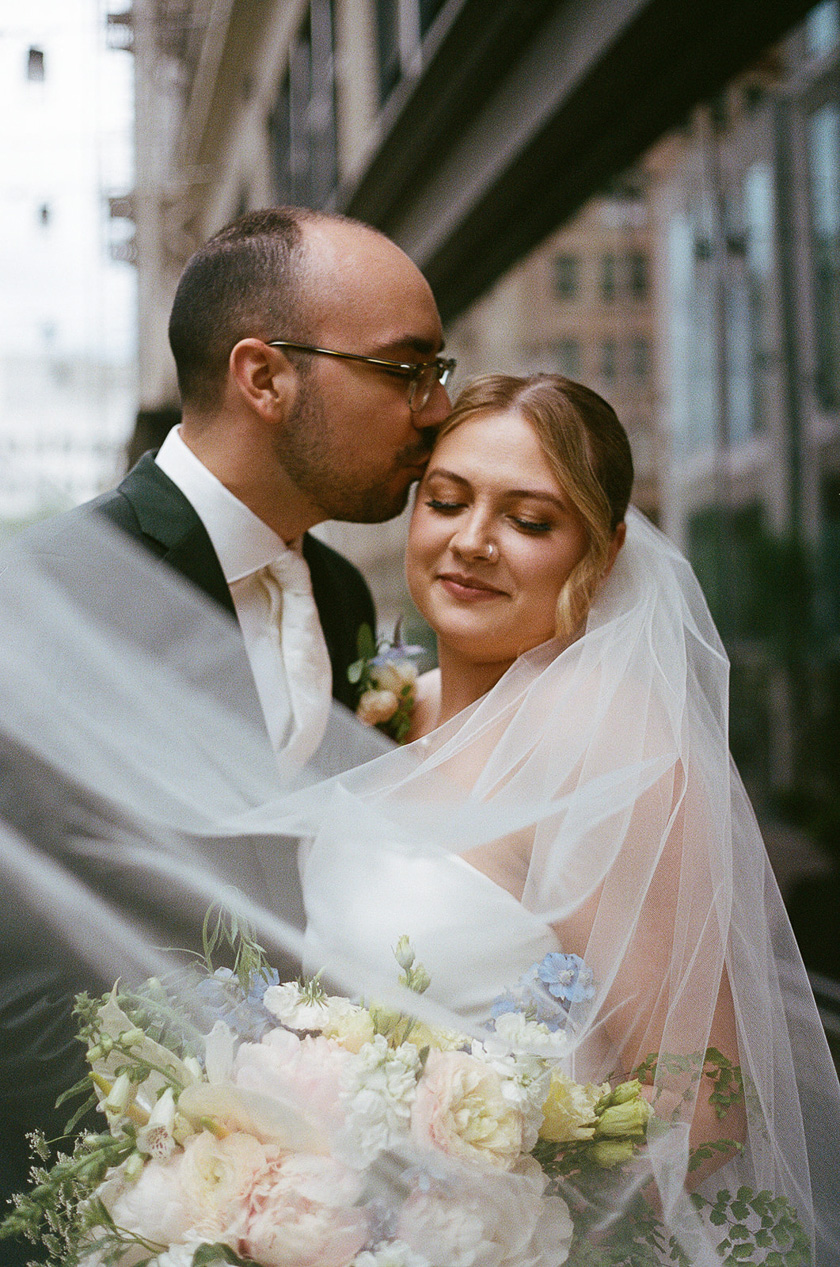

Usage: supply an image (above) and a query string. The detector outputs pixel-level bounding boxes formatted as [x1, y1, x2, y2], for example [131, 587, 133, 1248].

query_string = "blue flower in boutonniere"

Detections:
[348, 619, 425, 743]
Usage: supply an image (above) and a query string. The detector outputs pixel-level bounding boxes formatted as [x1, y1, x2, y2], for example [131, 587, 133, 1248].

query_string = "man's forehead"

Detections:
[304, 223, 443, 349]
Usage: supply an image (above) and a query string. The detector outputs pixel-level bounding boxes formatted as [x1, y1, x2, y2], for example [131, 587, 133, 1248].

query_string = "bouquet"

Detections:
[1, 911, 809, 1267]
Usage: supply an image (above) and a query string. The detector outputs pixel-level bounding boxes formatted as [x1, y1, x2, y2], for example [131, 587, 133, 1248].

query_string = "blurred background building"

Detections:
[2, 0, 839, 990]
[0, 0, 136, 533]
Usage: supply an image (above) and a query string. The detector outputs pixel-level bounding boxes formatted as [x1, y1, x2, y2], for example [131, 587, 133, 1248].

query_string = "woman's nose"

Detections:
[451, 514, 497, 561]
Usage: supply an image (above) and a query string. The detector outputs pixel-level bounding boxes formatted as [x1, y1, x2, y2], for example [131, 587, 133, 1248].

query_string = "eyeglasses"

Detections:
[266, 340, 456, 413]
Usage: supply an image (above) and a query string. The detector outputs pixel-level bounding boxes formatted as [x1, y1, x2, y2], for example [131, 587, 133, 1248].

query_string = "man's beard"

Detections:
[274, 383, 435, 524]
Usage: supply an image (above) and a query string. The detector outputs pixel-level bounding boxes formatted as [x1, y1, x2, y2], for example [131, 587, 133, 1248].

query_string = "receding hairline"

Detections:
[295, 214, 437, 336]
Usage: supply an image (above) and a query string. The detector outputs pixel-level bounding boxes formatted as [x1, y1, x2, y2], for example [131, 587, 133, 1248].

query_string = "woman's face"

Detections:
[406, 409, 591, 671]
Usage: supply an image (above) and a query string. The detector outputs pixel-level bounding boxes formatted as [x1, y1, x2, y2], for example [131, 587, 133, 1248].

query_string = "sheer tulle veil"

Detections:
[1, 508, 838, 1264]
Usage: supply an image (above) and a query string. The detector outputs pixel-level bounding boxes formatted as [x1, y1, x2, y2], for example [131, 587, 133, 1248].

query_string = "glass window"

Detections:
[667, 209, 717, 454]
[376, 0, 401, 103]
[627, 250, 649, 298]
[268, 74, 292, 202]
[630, 336, 650, 381]
[552, 253, 579, 299]
[599, 339, 617, 381]
[601, 253, 617, 300]
[27, 47, 45, 81]
[268, 2, 337, 208]
[553, 338, 581, 378]
[808, 101, 840, 408]
[805, 0, 840, 56]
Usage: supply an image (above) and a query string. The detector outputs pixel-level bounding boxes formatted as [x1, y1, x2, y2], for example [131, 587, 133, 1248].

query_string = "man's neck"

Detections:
[178, 417, 324, 545]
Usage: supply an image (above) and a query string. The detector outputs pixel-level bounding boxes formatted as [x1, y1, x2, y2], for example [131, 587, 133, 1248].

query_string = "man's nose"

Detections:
[413, 380, 451, 430]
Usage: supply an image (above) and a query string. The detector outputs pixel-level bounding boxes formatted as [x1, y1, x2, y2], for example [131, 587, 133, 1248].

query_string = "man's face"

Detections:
[273, 223, 451, 524]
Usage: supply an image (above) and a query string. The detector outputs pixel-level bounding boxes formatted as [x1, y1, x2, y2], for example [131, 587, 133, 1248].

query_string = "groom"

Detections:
[0, 207, 452, 1263]
[22, 206, 453, 764]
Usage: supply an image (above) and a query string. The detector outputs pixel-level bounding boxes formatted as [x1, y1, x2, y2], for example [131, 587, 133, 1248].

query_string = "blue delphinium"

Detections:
[537, 952, 595, 1005]
[191, 966, 280, 1043]
[487, 952, 595, 1033]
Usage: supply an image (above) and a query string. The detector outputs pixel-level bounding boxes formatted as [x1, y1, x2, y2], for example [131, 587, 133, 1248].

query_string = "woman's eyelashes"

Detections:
[424, 497, 463, 513]
[510, 517, 552, 533]
[424, 497, 554, 535]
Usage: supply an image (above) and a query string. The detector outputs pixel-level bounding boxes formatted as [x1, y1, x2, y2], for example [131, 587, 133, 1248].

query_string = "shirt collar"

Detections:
[155, 426, 299, 582]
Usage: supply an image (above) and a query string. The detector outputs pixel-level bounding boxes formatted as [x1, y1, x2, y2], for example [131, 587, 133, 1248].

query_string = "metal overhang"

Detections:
[340, 0, 817, 323]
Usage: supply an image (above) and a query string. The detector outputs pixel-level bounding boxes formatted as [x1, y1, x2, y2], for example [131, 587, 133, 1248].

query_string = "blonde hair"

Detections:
[439, 374, 633, 640]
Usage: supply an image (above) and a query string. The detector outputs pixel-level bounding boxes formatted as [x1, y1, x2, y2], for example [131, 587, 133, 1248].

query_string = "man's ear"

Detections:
[602, 521, 627, 579]
[228, 339, 296, 422]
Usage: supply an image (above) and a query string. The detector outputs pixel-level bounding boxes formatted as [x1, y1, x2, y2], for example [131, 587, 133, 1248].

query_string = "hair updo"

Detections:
[439, 373, 633, 640]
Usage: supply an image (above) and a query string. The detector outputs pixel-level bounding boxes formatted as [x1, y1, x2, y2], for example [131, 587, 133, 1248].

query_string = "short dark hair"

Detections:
[168, 206, 372, 414]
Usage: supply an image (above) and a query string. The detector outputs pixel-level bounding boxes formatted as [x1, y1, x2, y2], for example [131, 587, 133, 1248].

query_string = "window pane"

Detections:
[553, 338, 581, 378]
[601, 253, 616, 299]
[600, 338, 617, 381]
[376, 0, 401, 103]
[805, 0, 839, 56]
[268, 74, 293, 202]
[552, 253, 579, 299]
[628, 250, 649, 298]
[808, 101, 840, 408]
[26, 47, 45, 81]
[630, 336, 650, 380]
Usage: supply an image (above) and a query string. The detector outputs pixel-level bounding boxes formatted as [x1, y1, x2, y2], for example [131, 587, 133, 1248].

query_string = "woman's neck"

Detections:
[411, 644, 514, 737]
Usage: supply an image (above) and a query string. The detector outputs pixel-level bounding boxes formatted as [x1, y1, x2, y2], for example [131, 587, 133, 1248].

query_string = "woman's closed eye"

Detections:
[510, 516, 552, 534]
[425, 497, 465, 513]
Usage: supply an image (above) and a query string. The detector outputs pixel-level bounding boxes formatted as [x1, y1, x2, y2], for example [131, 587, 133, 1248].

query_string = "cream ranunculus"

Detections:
[356, 688, 400, 727]
[323, 1006, 377, 1053]
[370, 661, 418, 696]
[410, 1050, 524, 1170]
[538, 1071, 608, 1143]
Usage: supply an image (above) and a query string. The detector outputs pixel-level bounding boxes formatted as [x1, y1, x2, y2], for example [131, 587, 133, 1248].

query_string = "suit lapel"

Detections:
[118, 454, 236, 618]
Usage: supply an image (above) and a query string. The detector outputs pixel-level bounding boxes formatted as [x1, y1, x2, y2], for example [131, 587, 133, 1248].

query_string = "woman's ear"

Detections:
[228, 339, 296, 422]
[602, 521, 627, 579]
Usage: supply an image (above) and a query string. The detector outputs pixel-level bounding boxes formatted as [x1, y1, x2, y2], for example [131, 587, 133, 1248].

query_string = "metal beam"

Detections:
[341, 0, 816, 323]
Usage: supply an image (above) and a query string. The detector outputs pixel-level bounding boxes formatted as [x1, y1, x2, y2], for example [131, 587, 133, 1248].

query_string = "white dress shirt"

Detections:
[155, 427, 332, 767]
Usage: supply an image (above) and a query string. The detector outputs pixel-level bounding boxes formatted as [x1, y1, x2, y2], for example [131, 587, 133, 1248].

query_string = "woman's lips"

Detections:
[437, 572, 506, 601]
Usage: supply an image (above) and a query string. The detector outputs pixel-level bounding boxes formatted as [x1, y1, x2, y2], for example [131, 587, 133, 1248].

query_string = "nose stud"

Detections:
[478, 542, 498, 562]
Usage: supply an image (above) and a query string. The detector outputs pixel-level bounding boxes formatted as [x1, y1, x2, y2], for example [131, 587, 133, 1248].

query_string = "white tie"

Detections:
[256, 551, 332, 768]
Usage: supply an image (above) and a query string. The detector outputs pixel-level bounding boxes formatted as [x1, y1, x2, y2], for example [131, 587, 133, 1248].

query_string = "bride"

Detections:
[298, 373, 840, 1262]
[1, 373, 838, 1265]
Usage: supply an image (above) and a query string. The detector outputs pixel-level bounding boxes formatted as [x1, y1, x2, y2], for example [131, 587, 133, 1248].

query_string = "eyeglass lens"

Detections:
[408, 362, 450, 412]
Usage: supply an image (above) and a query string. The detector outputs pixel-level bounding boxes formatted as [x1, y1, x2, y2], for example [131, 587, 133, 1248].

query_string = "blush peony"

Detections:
[234, 1153, 368, 1267]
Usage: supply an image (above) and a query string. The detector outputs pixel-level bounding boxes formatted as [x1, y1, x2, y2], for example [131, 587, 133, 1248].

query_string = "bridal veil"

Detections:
[1, 508, 838, 1264]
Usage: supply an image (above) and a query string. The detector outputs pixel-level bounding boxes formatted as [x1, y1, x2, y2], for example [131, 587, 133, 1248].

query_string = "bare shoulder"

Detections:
[406, 668, 441, 742]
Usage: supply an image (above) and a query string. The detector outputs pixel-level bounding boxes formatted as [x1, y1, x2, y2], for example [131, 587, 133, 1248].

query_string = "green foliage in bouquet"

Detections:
[542, 1048, 810, 1266]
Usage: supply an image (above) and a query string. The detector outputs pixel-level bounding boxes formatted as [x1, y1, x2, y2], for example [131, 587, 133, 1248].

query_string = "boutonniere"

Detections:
[348, 620, 425, 743]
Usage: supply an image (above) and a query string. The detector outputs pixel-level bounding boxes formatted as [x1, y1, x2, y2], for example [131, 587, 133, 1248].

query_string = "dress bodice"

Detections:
[300, 824, 560, 1025]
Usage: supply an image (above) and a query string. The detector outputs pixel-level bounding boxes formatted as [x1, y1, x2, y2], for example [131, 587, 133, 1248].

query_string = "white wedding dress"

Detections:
[301, 826, 560, 1024]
